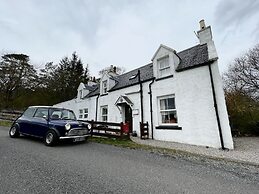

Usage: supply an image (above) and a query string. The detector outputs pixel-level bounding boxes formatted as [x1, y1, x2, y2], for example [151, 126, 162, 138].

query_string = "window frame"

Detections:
[83, 108, 88, 119]
[158, 95, 178, 125]
[79, 109, 83, 119]
[157, 55, 170, 78]
[34, 108, 49, 119]
[79, 89, 83, 99]
[22, 107, 36, 118]
[100, 105, 108, 122]
[102, 80, 108, 94]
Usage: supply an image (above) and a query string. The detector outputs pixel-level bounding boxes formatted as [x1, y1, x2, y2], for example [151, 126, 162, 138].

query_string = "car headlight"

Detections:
[87, 123, 91, 130]
[65, 123, 71, 131]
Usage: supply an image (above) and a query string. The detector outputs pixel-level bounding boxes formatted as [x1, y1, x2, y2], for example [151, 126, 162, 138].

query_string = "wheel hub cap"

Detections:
[10, 127, 16, 136]
[46, 133, 53, 144]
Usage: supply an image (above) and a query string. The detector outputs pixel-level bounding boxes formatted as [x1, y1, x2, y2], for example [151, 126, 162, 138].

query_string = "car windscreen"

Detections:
[49, 109, 76, 120]
[23, 107, 36, 118]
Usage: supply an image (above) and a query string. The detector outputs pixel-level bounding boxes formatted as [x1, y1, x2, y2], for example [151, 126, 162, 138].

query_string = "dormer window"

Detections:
[158, 56, 170, 77]
[79, 90, 83, 99]
[102, 80, 108, 94]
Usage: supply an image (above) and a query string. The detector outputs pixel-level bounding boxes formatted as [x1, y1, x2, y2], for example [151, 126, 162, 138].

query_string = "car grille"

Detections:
[67, 128, 88, 136]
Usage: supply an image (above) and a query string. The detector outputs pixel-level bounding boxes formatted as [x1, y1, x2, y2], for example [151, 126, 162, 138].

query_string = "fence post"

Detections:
[120, 122, 124, 138]
[91, 120, 94, 136]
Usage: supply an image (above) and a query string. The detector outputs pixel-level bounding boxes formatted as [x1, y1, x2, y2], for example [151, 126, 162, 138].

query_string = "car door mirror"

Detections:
[43, 115, 47, 120]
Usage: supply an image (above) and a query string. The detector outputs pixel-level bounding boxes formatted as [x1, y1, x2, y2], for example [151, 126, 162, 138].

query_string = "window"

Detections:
[50, 109, 76, 120]
[34, 108, 49, 118]
[79, 90, 83, 99]
[84, 108, 88, 119]
[79, 108, 88, 119]
[79, 109, 83, 119]
[23, 107, 36, 118]
[102, 80, 107, 94]
[158, 56, 170, 77]
[101, 106, 108, 122]
[159, 95, 177, 124]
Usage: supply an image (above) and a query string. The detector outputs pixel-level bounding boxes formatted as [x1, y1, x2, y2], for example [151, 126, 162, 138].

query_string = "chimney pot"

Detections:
[199, 19, 206, 30]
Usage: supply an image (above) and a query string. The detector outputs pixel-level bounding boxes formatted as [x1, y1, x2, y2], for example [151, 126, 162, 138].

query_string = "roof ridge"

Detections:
[115, 63, 153, 78]
[177, 43, 206, 54]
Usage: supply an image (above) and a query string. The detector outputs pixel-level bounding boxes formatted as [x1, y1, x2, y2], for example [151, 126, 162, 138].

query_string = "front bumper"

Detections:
[59, 134, 91, 140]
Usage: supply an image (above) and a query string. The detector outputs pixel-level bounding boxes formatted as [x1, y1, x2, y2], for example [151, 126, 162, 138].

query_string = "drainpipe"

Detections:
[138, 70, 144, 123]
[95, 94, 100, 121]
[148, 78, 155, 139]
[208, 63, 225, 150]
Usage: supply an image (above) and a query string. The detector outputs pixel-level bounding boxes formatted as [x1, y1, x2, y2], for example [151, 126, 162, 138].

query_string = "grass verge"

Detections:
[89, 136, 205, 158]
[0, 120, 12, 127]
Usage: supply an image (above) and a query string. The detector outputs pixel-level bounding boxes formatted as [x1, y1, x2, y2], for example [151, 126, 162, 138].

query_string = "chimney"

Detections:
[87, 76, 97, 86]
[197, 19, 212, 45]
[113, 66, 117, 73]
[197, 20, 217, 59]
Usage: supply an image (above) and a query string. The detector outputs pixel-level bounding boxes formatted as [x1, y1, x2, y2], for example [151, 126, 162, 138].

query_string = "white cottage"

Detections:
[55, 20, 234, 149]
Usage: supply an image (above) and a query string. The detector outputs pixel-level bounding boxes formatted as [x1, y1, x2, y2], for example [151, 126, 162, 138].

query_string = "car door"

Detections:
[30, 108, 49, 137]
[18, 107, 37, 134]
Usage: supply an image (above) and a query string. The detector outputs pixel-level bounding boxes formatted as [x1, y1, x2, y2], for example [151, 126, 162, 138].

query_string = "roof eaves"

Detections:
[176, 60, 215, 72]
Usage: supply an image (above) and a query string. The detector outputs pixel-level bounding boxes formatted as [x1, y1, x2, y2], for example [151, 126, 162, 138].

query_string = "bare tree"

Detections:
[223, 44, 259, 100]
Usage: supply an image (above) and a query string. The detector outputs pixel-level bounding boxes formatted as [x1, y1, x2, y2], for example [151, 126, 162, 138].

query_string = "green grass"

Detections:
[0, 120, 12, 127]
[89, 136, 193, 156]
[89, 136, 141, 149]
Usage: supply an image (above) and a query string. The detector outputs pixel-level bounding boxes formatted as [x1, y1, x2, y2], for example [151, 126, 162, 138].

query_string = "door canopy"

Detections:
[115, 95, 133, 107]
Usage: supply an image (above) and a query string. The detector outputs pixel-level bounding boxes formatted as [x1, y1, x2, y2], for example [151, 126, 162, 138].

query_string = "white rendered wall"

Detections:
[210, 61, 234, 149]
[98, 84, 142, 135]
[151, 65, 221, 148]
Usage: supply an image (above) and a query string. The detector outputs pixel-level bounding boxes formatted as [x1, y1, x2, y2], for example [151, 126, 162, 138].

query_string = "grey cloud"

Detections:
[215, 0, 259, 29]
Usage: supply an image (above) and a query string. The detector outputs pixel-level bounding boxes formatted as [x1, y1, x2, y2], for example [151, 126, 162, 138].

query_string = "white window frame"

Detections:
[158, 56, 170, 78]
[84, 108, 88, 119]
[79, 89, 83, 99]
[158, 95, 178, 125]
[102, 80, 108, 94]
[100, 105, 108, 122]
[79, 109, 83, 119]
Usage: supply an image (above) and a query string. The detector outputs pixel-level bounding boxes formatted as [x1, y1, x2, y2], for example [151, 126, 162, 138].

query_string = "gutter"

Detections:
[138, 70, 144, 123]
[208, 63, 225, 150]
[148, 78, 155, 139]
[95, 94, 100, 121]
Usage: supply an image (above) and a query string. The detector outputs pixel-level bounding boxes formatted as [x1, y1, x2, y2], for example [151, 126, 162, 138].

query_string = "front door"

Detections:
[124, 104, 132, 133]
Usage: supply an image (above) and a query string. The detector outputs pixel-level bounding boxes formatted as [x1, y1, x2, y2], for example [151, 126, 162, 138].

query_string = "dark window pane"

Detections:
[167, 98, 175, 109]
[102, 107, 108, 115]
[161, 110, 177, 123]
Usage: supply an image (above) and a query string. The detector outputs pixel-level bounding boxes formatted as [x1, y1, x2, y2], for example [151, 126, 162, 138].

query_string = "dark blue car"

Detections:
[9, 106, 91, 146]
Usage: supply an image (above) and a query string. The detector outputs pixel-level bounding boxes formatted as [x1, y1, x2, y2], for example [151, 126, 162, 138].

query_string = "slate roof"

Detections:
[110, 63, 153, 91]
[176, 43, 210, 71]
[83, 84, 96, 91]
[87, 43, 212, 97]
[86, 85, 99, 97]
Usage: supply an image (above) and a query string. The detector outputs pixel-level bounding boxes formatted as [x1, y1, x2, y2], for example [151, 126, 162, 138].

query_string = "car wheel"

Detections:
[44, 131, 57, 146]
[9, 125, 20, 138]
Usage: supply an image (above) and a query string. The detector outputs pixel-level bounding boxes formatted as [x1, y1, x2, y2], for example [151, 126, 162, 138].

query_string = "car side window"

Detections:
[34, 108, 49, 119]
[23, 107, 36, 118]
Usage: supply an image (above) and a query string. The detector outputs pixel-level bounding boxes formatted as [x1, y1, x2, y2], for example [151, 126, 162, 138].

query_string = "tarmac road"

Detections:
[0, 126, 259, 194]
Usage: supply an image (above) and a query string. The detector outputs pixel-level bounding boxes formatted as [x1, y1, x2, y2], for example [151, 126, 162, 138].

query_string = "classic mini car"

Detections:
[9, 106, 91, 146]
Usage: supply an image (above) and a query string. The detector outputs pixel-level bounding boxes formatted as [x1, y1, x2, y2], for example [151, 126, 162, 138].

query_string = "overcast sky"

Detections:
[0, 0, 259, 76]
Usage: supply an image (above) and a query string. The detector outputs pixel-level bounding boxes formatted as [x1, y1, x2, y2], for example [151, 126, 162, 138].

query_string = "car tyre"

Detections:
[9, 125, 20, 138]
[44, 131, 58, 146]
